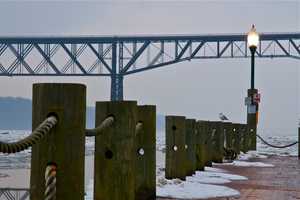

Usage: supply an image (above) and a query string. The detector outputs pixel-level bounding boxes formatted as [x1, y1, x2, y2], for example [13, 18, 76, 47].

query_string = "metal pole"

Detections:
[250, 46, 256, 90]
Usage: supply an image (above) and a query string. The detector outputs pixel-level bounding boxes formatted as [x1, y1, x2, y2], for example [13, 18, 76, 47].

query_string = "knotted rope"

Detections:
[45, 164, 57, 200]
[0, 116, 58, 154]
[86, 116, 114, 137]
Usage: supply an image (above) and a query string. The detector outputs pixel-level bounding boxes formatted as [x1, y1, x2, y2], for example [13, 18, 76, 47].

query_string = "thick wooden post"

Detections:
[232, 123, 241, 155]
[185, 119, 197, 175]
[240, 124, 246, 153]
[204, 121, 213, 167]
[94, 101, 137, 200]
[135, 105, 156, 200]
[195, 121, 206, 171]
[30, 83, 86, 200]
[211, 121, 224, 163]
[165, 116, 186, 180]
[247, 89, 258, 150]
[223, 122, 233, 149]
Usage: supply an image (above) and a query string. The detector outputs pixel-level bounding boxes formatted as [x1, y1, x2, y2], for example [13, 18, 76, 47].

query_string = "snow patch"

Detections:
[157, 181, 240, 199]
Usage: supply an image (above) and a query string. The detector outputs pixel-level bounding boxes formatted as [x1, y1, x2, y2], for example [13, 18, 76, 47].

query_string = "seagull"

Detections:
[219, 113, 229, 121]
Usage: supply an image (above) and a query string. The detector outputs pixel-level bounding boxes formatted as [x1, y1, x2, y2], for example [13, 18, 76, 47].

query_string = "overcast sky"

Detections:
[0, 0, 299, 135]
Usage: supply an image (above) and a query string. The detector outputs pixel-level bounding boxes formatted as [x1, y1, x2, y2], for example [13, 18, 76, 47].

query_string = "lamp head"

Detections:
[247, 24, 259, 49]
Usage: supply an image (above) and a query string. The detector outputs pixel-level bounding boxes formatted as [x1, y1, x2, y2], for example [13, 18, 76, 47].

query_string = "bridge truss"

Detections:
[0, 33, 299, 100]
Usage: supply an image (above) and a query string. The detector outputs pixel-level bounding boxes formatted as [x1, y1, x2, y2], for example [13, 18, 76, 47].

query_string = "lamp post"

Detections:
[246, 25, 260, 150]
[247, 25, 259, 89]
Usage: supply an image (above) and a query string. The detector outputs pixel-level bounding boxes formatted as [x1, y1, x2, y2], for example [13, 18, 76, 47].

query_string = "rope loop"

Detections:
[45, 163, 57, 200]
[0, 115, 58, 154]
[86, 116, 114, 137]
[256, 134, 298, 149]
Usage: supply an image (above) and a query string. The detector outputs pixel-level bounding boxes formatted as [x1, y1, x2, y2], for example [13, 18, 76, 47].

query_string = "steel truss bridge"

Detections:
[0, 33, 299, 100]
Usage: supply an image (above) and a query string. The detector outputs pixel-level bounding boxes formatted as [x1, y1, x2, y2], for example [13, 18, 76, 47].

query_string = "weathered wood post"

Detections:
[243, 124, 250, 152]
[185, 119, 197, 175]
[30, 83, 86, 200]
[211, 121, 224, 163]
[165, 116, 186, 180]
[232, 123, 241, 155]
[223, 122, 233, 149]
[135, 105, 156, 200]
[94, 101, 137, 200]
[240, 124, 246, 153]
[204, 121, 213, 167]
[195, 120, 206, 171]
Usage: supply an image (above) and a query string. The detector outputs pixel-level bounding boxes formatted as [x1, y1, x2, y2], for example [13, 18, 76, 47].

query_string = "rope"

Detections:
[257, 134, 298, 149]
[45, 164, 57, 200]
[0, 116, 58, 154]
[86, 116, 114, 137]
[135, 122, 143, 135]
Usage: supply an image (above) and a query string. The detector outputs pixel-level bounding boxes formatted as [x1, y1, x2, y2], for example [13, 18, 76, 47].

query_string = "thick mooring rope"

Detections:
[135, 122, 143, 135]
[0, 116, 58, 154]
[45, 164, 57, 200]
[86, 116, 114, 137]
[257, 134, 298, 149]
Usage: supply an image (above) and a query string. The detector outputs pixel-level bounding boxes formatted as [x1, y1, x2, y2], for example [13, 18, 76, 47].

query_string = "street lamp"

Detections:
[246, 25, 260, 151]
[247, 25, 259, 89]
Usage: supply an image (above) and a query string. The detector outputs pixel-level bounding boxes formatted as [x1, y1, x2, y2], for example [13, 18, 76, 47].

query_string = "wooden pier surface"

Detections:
[157, 156, 300, 200]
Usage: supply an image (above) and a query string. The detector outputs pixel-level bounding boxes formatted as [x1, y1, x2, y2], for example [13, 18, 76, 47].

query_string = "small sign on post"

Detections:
[253, 93, 261, 104]
[248, 105, 256, 114]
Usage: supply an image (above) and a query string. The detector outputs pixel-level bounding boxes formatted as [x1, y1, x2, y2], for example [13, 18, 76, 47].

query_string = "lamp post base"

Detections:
[247, 88, 258, 150]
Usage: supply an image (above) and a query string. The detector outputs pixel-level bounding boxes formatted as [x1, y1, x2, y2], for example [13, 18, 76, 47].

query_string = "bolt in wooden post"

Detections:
[165, 116, 186, 180]
[135, 105, 156, 200]
[195, 120, 206, 171]
[204, 121, 213, 167]
[30, 83, 86, 200]
[185, 119, 196, 175]
[94, 101, 137, 200]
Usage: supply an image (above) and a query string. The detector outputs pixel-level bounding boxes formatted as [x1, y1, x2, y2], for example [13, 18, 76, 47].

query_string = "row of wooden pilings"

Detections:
[30, 83, 156, 200]
[165, 116, 255, 180]
[29, 83, 254, 200]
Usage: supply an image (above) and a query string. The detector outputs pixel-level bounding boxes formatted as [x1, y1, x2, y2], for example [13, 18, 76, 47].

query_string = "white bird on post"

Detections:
[219, 113, 229, 121]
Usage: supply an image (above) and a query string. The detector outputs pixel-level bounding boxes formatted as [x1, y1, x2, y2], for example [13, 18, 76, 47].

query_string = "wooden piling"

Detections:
[185, 119, 197, 175]
[211, 121, 224, 163]
[223, 122, 233, 149]
[232, 123, 241, 154]
[195, 120, 207, 171]
[30, 83, 86, 200]
[204, 121, 213, 167]
[165, 116, 186, 180]
[94, 101, 137, 200]
[135, 105, 156, 200]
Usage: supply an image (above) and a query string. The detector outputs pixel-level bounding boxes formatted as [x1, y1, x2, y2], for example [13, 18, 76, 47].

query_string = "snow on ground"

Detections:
[222, 160, 274, 167]
[157, 181, 240, 199]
